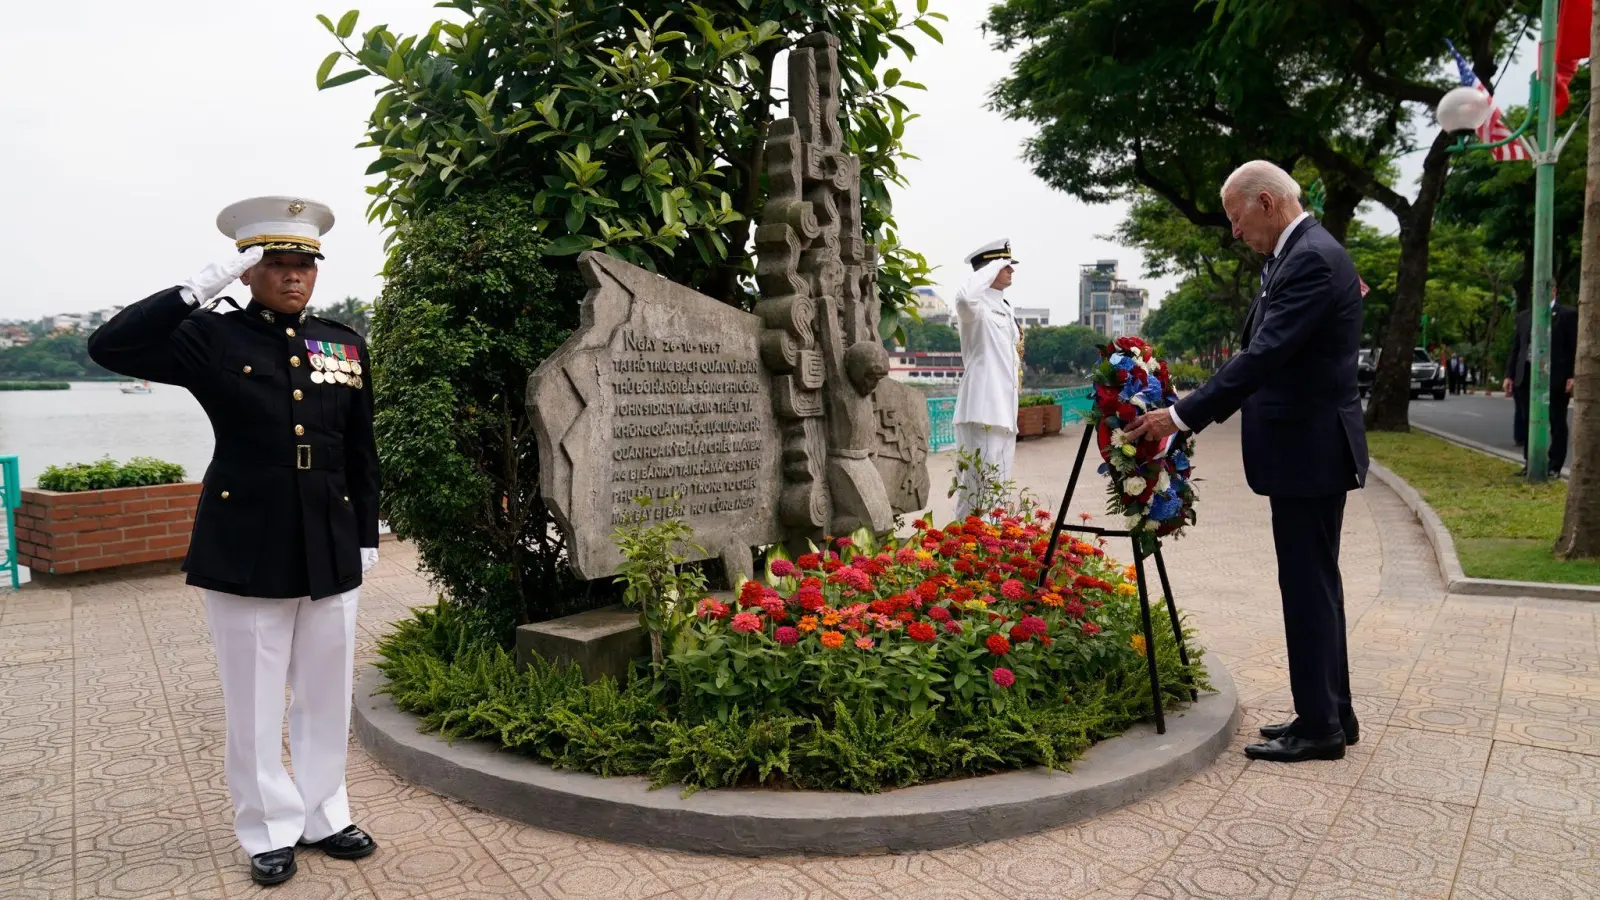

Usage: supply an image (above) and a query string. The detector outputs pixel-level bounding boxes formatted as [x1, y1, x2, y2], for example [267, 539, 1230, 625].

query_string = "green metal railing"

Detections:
[1, 456, 19, 590]
[925, 386, 1093, 452]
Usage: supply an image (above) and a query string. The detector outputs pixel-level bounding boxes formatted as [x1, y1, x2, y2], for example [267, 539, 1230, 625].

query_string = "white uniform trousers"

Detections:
[953, 422, 1017, 519]
[203, 588, 359, 857]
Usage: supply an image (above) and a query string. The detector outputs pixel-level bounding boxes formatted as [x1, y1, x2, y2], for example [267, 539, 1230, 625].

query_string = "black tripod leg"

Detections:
[1152, 542, 1198, 701]
[1037, 424, 1096, 589]
[1132, 545, 1165, 735]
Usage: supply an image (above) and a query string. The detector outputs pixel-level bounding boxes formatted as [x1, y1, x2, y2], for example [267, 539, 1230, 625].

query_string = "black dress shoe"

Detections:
[1260, 717, 1360, 745]
[250, 847, 296, 886]
[1245, 732, 1346, 762]
[299, 824, 377, 860]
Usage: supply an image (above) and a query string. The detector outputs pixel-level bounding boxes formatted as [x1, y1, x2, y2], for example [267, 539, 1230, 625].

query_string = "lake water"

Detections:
[0, 381, 215, 488]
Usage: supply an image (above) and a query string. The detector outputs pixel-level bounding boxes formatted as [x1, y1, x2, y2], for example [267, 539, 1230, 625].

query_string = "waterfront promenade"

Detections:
[2, 417, 1596, 899]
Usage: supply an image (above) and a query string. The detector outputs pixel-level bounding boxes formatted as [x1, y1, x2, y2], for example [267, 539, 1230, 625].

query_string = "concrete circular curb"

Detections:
[353, 659, 1240, 856]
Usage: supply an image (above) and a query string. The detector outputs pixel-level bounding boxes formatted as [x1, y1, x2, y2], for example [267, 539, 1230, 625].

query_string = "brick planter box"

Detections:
[15, 483, 202, 576]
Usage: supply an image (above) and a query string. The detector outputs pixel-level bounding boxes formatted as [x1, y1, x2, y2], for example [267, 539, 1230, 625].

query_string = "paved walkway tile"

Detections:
[3, 418, 1598, 899]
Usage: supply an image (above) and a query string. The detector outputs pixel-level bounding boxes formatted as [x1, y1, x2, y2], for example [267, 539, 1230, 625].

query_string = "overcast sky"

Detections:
[0, 2, 1539, 326]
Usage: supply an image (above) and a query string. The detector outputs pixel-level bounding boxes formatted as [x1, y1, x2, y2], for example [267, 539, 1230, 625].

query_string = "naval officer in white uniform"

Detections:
[952, 239, 1021, 518]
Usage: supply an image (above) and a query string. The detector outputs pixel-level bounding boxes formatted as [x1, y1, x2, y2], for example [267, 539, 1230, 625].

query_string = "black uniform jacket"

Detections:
[1173, 217, 1370, 498]
[88, 288, 380, 600]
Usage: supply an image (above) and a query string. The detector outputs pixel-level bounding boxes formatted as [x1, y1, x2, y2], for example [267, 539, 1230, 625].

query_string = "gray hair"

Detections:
[1221, 161, 1302, 203]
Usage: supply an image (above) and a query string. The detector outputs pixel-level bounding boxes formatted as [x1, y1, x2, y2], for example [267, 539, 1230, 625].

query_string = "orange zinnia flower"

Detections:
[820, 630, 845, 649]
[797, 615, 818, 633]
[821, 609, 842, 626]
[1041, 592, 1064, 608]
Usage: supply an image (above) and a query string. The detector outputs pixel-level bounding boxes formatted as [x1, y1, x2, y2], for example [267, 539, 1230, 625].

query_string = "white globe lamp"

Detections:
[1437, 86, 1493, 133]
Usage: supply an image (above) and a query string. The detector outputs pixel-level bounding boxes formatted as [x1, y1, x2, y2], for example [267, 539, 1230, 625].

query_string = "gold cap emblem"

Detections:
[287, 200, 307, 215]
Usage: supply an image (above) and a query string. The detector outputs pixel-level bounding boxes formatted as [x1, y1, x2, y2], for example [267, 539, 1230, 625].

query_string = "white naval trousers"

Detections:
[203, 588, 359, 856]
[953, 422, 1017, 519]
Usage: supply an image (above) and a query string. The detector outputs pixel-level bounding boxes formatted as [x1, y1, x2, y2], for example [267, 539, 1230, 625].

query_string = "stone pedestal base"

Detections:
[515, 605, 648, 683]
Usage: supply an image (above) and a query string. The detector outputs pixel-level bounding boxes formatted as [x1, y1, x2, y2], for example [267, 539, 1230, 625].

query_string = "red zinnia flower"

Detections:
[835, 536, 854, 549]
[774, 626, 799, 646]
[991, 667, 1016, 688]
[822, 558, 844, 573]
[697, 598, 730, 619]
[942, 620, 964, 635]
[927, 606, 952, 623]
[1000, 578, 1027, 601]
[796, 553, 821, 570]
[895, 609, 915, 622]
[1009, 624, 1030, 643]
[985, 634, 1012, 656]
[907, 622, 937, 643]
[1021, 616, 1048, 636]
[770, 559, 796, 578]
[1081, 621, 1102, 636]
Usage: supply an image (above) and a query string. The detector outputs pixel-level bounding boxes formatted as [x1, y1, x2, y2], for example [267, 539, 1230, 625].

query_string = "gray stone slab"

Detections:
[352, 658, 1239, 856]
[515, 604, 649, 683]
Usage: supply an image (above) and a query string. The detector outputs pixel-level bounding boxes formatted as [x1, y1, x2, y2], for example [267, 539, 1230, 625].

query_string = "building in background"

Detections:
[1015, 307, 1050, 328]
[1077, 261, 1147, 338]
[911, 287, 953, 326]
[887, 350, 964, 385]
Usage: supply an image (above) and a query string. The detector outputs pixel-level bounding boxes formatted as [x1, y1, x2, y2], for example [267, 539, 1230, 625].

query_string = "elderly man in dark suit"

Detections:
[1503, 300, 1578, 476]
[1126, 160, 1369, 763]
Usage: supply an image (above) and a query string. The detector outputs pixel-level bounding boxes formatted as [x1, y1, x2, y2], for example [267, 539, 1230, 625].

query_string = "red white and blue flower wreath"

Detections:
[1085, 336, 1198, 549]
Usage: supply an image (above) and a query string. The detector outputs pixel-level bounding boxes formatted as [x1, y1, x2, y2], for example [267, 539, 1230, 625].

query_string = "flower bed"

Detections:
[378, 502, 1206, 794]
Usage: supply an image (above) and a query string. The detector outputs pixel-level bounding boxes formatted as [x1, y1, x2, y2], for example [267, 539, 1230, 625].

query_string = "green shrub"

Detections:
[0, 381, 69, 391]
[1018, 393, 1059, 407]
[1168, 362, 1210, 390]
[373, 191, 600, 640]
[37, 456, 185, 492]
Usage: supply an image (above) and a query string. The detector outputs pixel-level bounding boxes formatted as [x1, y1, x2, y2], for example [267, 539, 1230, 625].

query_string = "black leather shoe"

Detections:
[1245, 732, 1346, 762]
[299, 824, 377, 860]
[1260, 717, 1360, 745]
[250, 847, 296, 886]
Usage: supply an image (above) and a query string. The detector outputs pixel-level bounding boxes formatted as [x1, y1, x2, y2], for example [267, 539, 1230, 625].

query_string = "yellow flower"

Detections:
[1130, 633, 1147, 656]
[1116, 583, 1138, 597]
[1121, 443, 1137, 457]
[822, 610, 842, 626]
[797, 615, 818, 633]
[1041, 592, 1064, 608]
[914, 550, 934, 563]
[965, 598, 989, 612]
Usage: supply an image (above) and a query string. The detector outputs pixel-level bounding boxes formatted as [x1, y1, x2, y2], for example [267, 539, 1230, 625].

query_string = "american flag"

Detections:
[1448, 40, 1531, 162]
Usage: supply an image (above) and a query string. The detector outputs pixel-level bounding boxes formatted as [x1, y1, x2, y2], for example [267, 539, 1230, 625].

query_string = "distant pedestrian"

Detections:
[1504, 300, 1578, 475]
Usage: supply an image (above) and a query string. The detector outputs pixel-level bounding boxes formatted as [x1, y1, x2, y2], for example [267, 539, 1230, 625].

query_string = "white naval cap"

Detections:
[966, 237, 1019, 270]
[216, 196, 335, 259]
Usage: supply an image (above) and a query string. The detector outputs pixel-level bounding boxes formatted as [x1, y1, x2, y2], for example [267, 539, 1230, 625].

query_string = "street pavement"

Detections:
[3, 418, 1599, 899]
[1377, 391, 1573, 470]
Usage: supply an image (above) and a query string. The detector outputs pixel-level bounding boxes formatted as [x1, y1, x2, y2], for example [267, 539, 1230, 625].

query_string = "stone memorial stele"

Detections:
[528, 32, 930, 584]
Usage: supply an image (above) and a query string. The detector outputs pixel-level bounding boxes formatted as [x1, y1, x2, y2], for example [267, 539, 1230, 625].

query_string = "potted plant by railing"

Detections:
[1017, 393, 1063, 438]
[15, 457, 198, 578]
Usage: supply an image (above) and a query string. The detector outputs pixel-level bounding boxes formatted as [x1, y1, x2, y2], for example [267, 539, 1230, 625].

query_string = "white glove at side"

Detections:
[179, 246, 264, 307]
[361, 547, 379, 574]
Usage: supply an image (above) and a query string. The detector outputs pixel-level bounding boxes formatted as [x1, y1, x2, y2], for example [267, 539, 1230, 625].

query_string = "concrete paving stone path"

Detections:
[2, 417, 1598, 899]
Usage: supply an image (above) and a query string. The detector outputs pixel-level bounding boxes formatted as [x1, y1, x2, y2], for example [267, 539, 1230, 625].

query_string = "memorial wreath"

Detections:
[1086, 336, 1198, 549]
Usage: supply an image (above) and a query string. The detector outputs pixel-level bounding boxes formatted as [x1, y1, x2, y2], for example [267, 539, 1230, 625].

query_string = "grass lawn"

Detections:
[1367, 431, 1600, 585]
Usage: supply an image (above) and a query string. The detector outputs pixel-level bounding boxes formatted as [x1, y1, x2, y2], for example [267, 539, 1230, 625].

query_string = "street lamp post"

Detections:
[1436, 0, 1583, 482]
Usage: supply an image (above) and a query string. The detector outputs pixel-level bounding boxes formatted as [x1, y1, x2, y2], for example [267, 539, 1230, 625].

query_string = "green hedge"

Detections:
[0, 381, 69, 390]
[38, 457, 185, 492]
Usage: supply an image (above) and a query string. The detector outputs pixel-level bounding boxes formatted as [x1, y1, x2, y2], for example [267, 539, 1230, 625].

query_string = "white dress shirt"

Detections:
[1168, 212, 1311, 433]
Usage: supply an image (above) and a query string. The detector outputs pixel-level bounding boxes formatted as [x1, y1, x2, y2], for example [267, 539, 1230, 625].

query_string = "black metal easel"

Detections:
[1036, 423, 1197, 734]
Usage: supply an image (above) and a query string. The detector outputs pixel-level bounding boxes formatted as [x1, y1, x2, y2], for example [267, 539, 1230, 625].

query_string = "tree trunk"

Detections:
[1556, 1, 1600, 560]
[1320, 181, 1363, 244]
[1366, 132, 1456, 432]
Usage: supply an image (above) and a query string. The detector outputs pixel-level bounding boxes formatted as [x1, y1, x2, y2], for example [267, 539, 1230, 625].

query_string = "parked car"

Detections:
[1356, 348, 1447, 400]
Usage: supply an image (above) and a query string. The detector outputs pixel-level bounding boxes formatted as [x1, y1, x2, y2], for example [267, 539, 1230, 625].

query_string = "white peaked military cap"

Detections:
[216, 196, 335, 259]
[965, 237, 1019, 270]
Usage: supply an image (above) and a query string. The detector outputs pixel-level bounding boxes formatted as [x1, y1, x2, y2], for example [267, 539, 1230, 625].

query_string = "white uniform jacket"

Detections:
[953, 260, 1020, 430]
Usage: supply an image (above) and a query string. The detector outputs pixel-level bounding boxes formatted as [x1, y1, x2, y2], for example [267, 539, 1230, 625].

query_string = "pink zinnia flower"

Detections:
[1021, 616, 1048, 636]
[942, 620, 964, 635]
[854, 636, 875, 650]
[731, 612, 762, 634]
[770, 559, 796, 577]
[927, 606, 952, 623]
[774, 626, 799, 646]
[991, 667, 1016, 688]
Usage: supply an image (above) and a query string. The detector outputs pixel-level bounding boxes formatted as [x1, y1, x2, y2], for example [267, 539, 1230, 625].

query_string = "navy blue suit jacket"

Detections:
[1173, 218, 1369, 498]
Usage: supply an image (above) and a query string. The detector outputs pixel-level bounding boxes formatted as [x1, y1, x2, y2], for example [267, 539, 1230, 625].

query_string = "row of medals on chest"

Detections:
[308, 353, 363, 389]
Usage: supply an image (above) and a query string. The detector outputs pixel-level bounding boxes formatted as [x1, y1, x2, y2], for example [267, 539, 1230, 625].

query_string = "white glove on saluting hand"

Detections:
[179, 246, 264, 307]
[361, 547, 379, 574]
